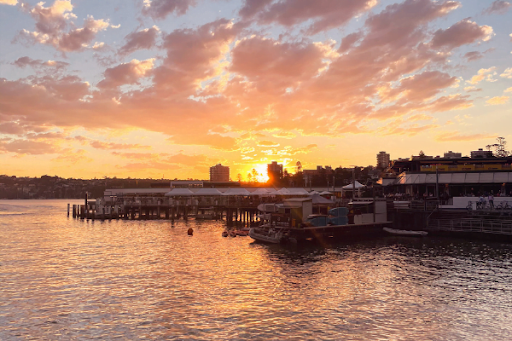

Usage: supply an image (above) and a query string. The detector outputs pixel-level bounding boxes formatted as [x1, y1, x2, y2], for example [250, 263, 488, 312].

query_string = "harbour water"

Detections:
[2, 200, 512, 340]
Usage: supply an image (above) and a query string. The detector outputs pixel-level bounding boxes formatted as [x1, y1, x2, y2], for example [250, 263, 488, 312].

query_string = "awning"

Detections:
[165, 188, 195, 196]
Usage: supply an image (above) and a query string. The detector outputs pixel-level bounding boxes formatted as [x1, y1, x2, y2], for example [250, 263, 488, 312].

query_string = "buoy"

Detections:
[222, 231, 228, 237]
[187, 228, 193, 235]
[229, 231, 236, 237]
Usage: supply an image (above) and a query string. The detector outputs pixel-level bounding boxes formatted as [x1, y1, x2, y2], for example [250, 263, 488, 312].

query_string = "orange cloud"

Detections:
[436, 132, 495, 142]
[486, 96, 509, 105]
[90, 141, 151, 150]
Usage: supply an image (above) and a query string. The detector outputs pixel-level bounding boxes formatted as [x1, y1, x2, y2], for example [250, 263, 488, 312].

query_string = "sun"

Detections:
[247, 163, 268, 183]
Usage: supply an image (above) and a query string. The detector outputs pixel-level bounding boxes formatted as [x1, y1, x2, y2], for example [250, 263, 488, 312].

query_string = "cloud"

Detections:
[272, 131, 296, 139]
[97, 59, 155, 89]
[119, 26, 160, 56]
[165, 153, 209, 166]
[0, 0, 17, 5]
[230, 36, 331, 92]
[501, 68, 512, 79]
[431, 19, 494, 50]
[435, 132, 495, 142]
[464, 86, 482, 93]
[505, 87, 512, 93]
[16, 1, 112, 53]
[257, 140, 280, 147]
[467, 67, 497, 84]
[167, 133, 240, 151]
[463, 51, 483, 62]
[241, 0, 377, 34]
[142, 0, 196, 20]
[483, 1, 511, 15]
[52, 149, 92, 164]
[154, 19, 240, 93]
[90, 141, 151, 150]
[13, 56, 69, 69]
[0, 139, 60, 155]
[289, 144, 318, 154]
[486, 96, 509, 105]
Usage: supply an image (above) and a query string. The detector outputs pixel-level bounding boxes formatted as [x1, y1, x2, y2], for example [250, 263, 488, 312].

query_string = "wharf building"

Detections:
[379, 150, 512, 198]
[210, 164, 230, 182]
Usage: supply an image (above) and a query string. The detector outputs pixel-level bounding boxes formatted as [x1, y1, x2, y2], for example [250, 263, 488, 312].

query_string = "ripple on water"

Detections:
[2, 200, 512, 340]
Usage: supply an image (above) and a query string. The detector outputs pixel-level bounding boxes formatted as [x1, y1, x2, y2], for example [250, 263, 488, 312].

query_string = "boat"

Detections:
[383, 227, 428, 237]
[249, 226, 289, 244]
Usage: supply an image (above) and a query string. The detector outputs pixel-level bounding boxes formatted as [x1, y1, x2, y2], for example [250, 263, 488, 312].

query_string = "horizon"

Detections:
[1, 0, 511, 180]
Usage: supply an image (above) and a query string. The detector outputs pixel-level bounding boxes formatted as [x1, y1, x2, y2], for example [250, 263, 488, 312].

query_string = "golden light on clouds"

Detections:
[0, 0, 511, 179]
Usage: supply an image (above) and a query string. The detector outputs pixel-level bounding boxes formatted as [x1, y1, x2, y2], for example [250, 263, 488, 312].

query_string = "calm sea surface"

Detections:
[2, 200, 512, 340]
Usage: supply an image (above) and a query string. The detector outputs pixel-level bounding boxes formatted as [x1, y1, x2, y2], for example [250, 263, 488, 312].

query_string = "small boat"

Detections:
[249, 226, 288, 244]
[235, 230, 249, 236]
[383, 227, 428, 237]
[222, 230, 228, 237]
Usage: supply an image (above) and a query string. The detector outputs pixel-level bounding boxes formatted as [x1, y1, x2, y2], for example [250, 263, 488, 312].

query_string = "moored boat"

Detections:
[249, 226, 288, 244]
[383, 227, 428, 237]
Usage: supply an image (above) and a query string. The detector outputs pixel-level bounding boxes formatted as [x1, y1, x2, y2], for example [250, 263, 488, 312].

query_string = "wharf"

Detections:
[70, 197, 269, 227]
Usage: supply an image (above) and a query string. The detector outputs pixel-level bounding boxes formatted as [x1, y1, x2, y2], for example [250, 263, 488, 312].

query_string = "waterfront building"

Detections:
[210, 164, 230, 182]
[381, 155, 512, 197]
[471, 148, 493, 159]
[377, 151, 390, 169]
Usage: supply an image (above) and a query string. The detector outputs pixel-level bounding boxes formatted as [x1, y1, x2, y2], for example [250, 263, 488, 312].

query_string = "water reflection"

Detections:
[1, 200, 512, 340]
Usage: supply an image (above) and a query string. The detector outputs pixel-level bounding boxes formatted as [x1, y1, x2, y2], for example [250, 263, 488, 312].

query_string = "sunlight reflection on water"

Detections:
[2, 200, 512, 340]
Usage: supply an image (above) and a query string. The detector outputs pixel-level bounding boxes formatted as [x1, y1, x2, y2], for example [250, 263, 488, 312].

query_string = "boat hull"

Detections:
[383, 227, 428, 237]
[249, 228, 284, 244]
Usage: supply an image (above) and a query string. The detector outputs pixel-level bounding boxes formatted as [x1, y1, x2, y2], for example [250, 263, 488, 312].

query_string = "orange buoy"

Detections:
[187, 228, 193, 235]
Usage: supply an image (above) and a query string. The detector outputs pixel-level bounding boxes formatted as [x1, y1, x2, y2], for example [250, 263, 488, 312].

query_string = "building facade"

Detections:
[267, 161, 283, 184]
[209, 164, 230, 182]
[444, 151, 462, 158]
[377, 151, 390, 169]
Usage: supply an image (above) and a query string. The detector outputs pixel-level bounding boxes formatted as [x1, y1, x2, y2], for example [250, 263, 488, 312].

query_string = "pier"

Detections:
[71, 195, 276, 227]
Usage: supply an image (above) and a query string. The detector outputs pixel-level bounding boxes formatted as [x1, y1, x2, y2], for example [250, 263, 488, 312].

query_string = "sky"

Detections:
[0, 0, 511, 181]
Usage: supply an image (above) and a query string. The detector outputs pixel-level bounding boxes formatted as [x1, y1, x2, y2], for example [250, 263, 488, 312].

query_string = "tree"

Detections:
[237, 173, 242, 182]
[251, 168, 258, 182]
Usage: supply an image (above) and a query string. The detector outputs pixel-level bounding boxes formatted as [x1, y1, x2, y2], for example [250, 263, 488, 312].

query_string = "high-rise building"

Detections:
[267, 161, 283, 184]
[209, 164, 229, 182]
[377, 151, 390, 169]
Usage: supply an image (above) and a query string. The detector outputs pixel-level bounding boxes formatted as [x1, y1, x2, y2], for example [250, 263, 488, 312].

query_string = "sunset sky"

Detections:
[0, 0, 511, 180]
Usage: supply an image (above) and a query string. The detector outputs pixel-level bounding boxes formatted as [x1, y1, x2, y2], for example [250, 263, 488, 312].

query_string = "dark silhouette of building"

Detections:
[209, 164, 230, 182]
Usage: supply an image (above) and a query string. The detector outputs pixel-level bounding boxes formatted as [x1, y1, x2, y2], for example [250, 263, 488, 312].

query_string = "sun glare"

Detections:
[244, 164, 269, 182]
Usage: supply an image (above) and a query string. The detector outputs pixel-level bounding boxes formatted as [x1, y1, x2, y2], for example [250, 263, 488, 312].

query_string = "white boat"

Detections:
[383, 227, 428, 237]
[249, 226, 288, 244]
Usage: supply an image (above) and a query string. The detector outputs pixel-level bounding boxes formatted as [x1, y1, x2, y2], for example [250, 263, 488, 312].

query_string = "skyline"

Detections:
[0, 0, 511, 180]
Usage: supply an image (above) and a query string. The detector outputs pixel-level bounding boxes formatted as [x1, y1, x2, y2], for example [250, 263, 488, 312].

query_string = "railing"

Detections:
[430, 218, 512, 235]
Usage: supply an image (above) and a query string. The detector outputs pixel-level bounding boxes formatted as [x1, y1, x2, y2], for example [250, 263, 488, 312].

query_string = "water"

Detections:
[2, 200, 512, 340]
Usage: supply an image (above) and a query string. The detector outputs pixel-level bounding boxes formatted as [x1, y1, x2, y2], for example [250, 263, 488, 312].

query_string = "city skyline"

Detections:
[1, 0, 511, 180]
